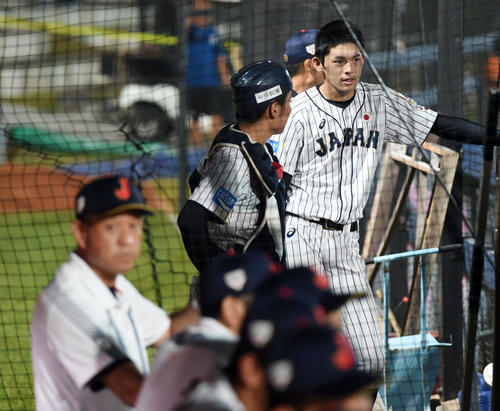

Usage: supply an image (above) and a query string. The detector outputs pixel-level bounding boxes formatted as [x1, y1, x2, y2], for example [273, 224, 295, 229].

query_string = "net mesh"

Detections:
[0, 0, 498, 409]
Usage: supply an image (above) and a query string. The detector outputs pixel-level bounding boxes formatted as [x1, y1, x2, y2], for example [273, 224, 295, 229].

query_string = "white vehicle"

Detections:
[118, 83, 215, 144]
[118, 83, 179, 142]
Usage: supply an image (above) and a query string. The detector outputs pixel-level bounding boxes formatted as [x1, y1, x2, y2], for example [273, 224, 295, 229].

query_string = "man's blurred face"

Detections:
[74, 212, 143, 284]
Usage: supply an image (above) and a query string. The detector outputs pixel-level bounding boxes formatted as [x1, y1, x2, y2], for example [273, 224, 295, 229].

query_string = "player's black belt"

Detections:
[286, 212, 358, 232]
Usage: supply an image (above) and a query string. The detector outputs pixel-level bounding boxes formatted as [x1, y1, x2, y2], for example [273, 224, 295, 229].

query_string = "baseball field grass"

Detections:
[0, 209, 196, 410]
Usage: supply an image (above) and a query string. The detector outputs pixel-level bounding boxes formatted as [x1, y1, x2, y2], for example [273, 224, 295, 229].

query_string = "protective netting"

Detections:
[0, 0, 498, 409]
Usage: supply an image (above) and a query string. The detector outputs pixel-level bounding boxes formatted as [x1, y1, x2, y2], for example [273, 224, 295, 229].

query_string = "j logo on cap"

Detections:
[115, 177, 131, 201]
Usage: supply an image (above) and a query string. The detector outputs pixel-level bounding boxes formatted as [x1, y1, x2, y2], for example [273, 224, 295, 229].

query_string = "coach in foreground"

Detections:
[177, 60, 293, 271]
[31, 175, 198, 410]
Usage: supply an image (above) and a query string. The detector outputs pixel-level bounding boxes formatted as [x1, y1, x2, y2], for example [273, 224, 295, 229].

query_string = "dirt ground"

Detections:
[0, 164, 173, 214]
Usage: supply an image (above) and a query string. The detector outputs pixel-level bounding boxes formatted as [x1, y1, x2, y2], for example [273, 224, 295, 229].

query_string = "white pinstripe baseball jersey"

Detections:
[189, 128, 282, 256]
[273, 82, 437, 224]
[270, 82, 437, 376]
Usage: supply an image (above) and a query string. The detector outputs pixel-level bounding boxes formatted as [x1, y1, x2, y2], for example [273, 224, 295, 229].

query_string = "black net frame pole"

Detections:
[491, 88, 500, 411]
[461, 88, 499, 411]
[176, 0, 189, 207]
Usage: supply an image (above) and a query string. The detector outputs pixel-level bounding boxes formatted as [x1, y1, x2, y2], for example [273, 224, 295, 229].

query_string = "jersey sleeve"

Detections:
[189, 146, 249, 221]
[272, 112, 305, 175]
[136, 345, 218, 411]
[384, 87, 438, 145]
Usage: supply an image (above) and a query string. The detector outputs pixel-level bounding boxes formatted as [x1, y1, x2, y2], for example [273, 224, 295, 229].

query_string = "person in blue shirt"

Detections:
[187, 0, 233, 146]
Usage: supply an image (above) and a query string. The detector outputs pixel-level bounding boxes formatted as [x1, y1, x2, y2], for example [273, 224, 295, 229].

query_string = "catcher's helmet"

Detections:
[230, 60, 292, 121]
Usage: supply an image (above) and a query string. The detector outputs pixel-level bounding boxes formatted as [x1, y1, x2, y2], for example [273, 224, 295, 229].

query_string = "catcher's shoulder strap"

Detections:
[188, 123, 286, 263]
[189, 124, 279, 196]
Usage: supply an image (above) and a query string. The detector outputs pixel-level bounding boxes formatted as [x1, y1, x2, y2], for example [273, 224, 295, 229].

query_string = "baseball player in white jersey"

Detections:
[31, 175, 198, 410]
[135, 250, 277, 411]
[271, 19, 500, 378]
[177, 60, 293, 271]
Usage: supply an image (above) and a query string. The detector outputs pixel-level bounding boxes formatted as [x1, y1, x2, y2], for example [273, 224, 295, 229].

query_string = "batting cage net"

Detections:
[0, 0, 498, 409]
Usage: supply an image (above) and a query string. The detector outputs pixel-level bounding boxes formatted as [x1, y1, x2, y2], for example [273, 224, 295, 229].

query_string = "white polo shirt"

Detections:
[31, 252, 170, 411]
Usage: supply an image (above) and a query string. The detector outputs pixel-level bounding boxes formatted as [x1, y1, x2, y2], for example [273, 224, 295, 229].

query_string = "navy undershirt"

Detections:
[316, 85, 355, 109]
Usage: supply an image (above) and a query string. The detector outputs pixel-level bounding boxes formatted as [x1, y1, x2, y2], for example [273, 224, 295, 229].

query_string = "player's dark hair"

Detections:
[315, 19, 365, 65]
[201, 302, 222, 319]
[235, 92, 289, 124]
[285, 62, 303, 78]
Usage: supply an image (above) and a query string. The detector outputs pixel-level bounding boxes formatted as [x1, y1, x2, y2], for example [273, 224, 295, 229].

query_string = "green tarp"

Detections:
[8, 126, 169, 155]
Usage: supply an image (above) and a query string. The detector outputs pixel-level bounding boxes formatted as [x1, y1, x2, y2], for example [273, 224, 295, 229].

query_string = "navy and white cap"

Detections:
[199, 250, 280, 313]
[255, 266, 355, 312]
[75, 175, 154, 221]
[264, 326, 379, 406]
[283, 29, 319, 65]
[238, 293, 328, 354]
[238, 305, 379, 406]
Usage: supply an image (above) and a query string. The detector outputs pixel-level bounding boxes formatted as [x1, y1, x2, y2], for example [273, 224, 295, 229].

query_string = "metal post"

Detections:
[437, 0, 465, 397]
[490, 88, 500, 411]
[420, 256, 427, 342]
[138, 0, 148, 35]
[461, 88, 499, 411]
[383, 261, 390, 408]
[420, 255, 429, 409]
[176, 0, 189, 207]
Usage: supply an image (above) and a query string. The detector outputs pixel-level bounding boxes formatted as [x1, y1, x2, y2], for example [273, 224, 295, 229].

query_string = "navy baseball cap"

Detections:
[256, 267, 354, 312]
[265, 326, 379, 406]
[199, 250, 280, 314]
[238, 319, 379, 406]
[241, 292, 329, 345]
[75, 175, 154, 221]
[283, 29, 319, 65]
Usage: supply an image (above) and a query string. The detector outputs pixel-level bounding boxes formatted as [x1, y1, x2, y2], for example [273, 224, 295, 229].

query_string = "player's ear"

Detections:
[267, 101, 280, 120]
[305, 58, 315, 72]
[238, 352, 266, 389]
[72, 220, 88, 250]
[312, 56, 324, 72]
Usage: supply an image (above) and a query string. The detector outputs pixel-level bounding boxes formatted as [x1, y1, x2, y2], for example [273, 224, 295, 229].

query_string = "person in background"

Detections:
[186, 0, 233, 146]
[283, 29, 325, 96]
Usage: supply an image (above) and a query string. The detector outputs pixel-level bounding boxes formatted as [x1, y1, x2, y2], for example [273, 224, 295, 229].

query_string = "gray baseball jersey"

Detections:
[271, 82, 437, 375]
